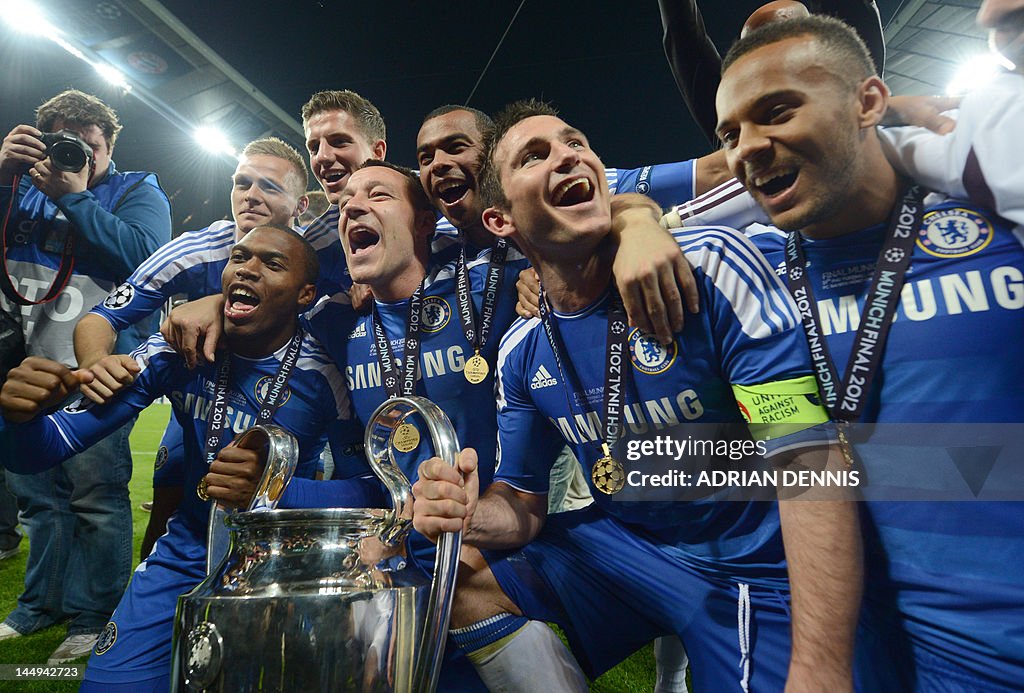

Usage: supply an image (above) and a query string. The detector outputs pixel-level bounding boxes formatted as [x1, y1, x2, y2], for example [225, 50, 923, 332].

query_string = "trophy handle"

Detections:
[205, 424, 299, 574]
[364, 396, 463, 693]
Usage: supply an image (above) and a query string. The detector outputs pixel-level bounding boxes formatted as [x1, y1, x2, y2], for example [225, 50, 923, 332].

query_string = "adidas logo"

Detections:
[348, 322, 367, 339]
[530, 365, 558, 390]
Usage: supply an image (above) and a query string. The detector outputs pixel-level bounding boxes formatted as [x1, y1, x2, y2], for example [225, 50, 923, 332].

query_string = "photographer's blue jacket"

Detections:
[0, 162, 171, 364]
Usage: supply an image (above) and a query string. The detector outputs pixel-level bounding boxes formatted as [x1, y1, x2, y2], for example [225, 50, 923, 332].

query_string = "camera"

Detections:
[39, 130, 93, 173]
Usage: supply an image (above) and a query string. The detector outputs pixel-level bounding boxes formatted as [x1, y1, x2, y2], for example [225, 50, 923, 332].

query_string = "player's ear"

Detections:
[297, 282, 316, 309]
[293, 194, 309, 220]
[371, 139, 386, 161]
[482, 206, 517, 239]
[414, 208, 435, 239]
[858, 75, 889, 129]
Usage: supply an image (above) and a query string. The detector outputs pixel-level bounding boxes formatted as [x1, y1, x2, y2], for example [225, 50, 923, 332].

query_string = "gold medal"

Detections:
[591, 444, 625, 495]
[197, 476, 210, 501]
[267, 474, 286, 502]
[464, 352, 489, 384]
[392, 422, 421, 453]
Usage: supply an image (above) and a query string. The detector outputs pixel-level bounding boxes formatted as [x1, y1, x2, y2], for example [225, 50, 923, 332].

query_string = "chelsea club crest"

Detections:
[420, 296, 451, 333]
[254, 376, 291, 407]
[628, 329, 678, 375]
[917, 208, 993, 258]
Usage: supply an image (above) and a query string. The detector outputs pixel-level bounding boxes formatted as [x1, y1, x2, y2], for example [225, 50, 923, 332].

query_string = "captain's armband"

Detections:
[732, 375, 829, 442]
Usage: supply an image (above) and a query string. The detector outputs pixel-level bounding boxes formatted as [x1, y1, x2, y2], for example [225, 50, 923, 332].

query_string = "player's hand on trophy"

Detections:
[611, 193, 698, 345]
[0, 125, 45, 185]
[412, 447, 479, 543]
[161, 294, 225, 369]
[78, 354, 141, 404]
[203, 439, 264, 509]
[0, 356, 93, 423]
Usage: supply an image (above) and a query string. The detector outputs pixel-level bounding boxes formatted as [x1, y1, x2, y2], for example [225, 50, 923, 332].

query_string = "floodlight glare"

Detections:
[946, 53, 1007, 96]
[1, 0, 60, 37]
[194, 126, 237, 158]
[94, 62, 132, 91]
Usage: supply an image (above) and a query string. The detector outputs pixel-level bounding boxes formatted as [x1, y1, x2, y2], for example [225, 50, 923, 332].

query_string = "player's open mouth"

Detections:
[348, 225, 381, 256]
[322, 170, 346, 185]
[225, 285, 261, 321]
[751, 168, 798, 200]
[437, 179, 470, 206]
[552, 176, 594, 207]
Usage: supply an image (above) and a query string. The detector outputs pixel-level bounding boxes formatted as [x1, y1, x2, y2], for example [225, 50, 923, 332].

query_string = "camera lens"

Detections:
[49, 141, 88, 172]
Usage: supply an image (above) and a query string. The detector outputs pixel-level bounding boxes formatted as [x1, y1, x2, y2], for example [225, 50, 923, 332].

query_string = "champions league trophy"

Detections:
[171, 397, 464, 692]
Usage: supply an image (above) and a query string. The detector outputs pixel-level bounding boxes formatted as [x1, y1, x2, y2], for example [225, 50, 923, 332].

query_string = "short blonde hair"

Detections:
[241, 137, 309, 195]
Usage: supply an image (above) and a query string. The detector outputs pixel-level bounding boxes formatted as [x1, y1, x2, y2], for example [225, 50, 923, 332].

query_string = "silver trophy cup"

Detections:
[171, 397, 463, 692]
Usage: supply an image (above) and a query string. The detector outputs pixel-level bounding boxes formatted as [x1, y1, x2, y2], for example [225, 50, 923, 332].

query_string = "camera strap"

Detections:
[0, 174, 76, 306]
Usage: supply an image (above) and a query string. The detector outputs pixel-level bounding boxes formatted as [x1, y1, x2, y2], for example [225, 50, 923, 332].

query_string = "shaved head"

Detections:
[742, 1, 811, 37]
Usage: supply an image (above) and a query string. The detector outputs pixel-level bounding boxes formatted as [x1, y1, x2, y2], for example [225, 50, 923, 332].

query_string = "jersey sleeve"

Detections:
[0, 335, 177, 474]
[57, 171, 171, 279]
[88, 224, 234, 332]
[607, 161, 696, 209]
[492, 321, 566, 495]
[674, 225, 830, 452]
[662, 178, 768, 230]
[879, 73, 1024, 226]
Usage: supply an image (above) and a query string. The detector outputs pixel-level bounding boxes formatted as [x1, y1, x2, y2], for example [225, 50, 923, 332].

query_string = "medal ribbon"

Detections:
[538, 287, 630, 455]
[783, 184, 924, 422]
[372, 280, 425, 399]
[454, 238, 509, 358]
[202, 329, 304, 469]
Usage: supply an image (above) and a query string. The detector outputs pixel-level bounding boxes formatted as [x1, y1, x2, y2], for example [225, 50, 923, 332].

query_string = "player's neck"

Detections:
[369, 262, 428, 303]
[801, 146, 902, 241]
[460, 222, 493, 253]
[536, 240, 615, 314]
[226, 320, 299, 359]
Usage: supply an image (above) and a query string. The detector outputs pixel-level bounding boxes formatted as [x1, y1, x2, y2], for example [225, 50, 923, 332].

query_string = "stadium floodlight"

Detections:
[946, 52, 1010, 96]
[1, 0, 60, 38]
[194, 126, 237, 158]
[94, 62, 132, 91]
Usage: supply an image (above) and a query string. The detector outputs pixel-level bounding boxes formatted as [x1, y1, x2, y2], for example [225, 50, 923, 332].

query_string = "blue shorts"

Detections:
[83, 520, 205, 685]
[485, 505, 793, 690]
[152, 417, 185, 488]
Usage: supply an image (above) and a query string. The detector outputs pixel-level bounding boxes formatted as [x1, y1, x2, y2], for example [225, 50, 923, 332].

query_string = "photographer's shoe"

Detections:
[48, 633, 98, 664]
[0, 623, 23, 641]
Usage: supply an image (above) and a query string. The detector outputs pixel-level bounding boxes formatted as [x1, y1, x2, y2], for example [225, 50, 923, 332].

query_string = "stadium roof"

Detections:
[1, 0, 986, 232]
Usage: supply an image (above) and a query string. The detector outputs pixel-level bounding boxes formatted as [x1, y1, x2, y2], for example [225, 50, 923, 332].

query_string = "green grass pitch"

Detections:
[0, 403, 656, 691]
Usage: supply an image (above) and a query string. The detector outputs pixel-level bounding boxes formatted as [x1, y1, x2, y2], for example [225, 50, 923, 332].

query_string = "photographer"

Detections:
[0, 90, 170, 664]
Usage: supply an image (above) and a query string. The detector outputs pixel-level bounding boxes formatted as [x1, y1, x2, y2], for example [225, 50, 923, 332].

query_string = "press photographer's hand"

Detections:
[0, 125, 45, 185]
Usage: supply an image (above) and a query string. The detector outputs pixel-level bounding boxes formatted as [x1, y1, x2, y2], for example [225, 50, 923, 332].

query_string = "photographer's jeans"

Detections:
[4, 418, 134, 636]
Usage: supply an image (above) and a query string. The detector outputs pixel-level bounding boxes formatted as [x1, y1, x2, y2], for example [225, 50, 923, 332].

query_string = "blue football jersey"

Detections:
[305, 245, 530, 568]
[1, 331, 363, 538]
[89, 220, 238, 332]
[495, 226, 828, 588]
[748, 197, 1024, 687]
